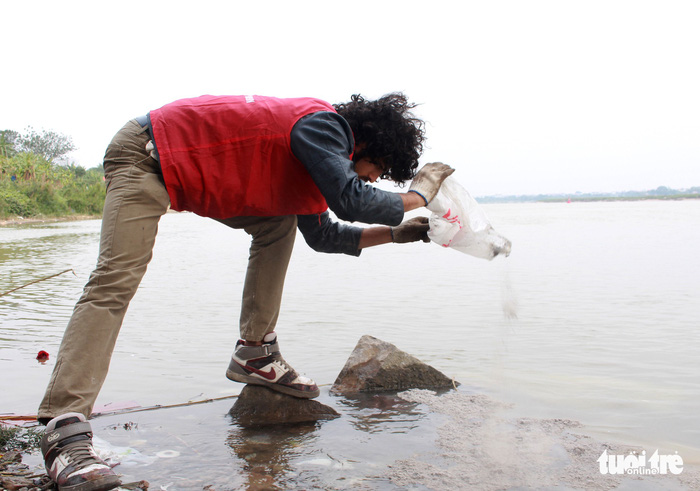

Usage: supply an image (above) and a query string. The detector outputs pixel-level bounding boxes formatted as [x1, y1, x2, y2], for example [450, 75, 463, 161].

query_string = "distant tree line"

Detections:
[0, 128, 106, 219]
[478, 185, 700, 203]
[0, 127, 76, 163]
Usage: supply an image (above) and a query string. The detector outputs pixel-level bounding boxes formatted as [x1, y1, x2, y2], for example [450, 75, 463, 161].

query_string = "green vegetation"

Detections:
[0, 128, 105, 220]
[0, 425, 42, 452]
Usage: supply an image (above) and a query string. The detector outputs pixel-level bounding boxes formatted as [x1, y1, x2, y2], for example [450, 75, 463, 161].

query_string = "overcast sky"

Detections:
[2, 0, 698, 196]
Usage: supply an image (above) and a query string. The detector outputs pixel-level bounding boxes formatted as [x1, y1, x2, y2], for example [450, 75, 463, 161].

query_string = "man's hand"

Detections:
[392, 216, 431, 243]
[408, 162, 455, 205]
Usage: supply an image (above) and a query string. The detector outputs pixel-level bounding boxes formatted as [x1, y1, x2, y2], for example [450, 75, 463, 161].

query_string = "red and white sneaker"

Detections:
[226, 332, 320, 399]
[41, 413, 121, 491]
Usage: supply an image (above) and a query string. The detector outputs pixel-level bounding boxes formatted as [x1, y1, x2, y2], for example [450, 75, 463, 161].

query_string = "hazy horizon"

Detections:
[477, 183, 700, 198]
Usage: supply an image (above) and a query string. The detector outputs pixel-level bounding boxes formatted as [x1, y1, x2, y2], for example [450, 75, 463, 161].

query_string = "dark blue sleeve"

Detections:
[296, 212, 363, 256]
[290, 111, 404, 226]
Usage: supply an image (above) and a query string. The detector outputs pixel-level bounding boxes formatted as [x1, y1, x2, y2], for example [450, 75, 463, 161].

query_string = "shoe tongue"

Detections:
[55, 416, 82, 429]
[262, 332, 277, 343]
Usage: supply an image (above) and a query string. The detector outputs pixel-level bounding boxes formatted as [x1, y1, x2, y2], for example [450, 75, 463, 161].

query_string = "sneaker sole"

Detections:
[226, 369, 320, 399]
[60, 474, 121, 491]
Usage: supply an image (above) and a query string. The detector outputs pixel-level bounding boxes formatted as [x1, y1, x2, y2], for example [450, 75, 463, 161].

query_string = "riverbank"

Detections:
[0, 209, 186, 227]
[0, 214, 100, 227]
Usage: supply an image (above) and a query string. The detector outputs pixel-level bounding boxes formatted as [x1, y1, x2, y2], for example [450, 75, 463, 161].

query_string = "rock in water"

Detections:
[331, 335, 459, 395]
[229, 385, 340, 427]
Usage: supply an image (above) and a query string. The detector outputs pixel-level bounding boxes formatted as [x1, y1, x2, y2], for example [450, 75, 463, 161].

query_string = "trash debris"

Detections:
[93, 436, 157, 467]
[155, 450, 180, 459]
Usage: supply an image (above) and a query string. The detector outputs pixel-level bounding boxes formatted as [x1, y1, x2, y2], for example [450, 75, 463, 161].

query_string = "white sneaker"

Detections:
[41, 412, 121, 491]
[226, 332, 320, 399]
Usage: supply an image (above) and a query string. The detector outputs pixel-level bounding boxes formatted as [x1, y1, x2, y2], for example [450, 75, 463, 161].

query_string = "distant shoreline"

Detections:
[0, 210, 185, 227]
[478, 194, 700, 204]
[0, 214, 100, 227]
[540, 194, 700, 203]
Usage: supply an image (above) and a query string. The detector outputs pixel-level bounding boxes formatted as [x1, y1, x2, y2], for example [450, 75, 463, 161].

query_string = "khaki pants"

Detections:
[38, 120, 296, 422]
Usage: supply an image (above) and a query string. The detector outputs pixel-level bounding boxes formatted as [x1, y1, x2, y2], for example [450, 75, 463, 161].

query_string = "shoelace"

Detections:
[61, 442, 106, 471]
[270, 353, 295, 374]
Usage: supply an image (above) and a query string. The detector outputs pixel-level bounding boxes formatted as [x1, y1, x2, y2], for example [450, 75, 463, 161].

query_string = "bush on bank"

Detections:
[0, 153, 105, 219]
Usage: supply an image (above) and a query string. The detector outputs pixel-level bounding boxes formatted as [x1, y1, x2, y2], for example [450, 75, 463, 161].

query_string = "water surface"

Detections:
[2, 200, 700, 486]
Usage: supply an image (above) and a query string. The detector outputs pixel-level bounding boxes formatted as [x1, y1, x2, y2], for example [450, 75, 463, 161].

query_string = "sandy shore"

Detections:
[0, 215, 100, 227]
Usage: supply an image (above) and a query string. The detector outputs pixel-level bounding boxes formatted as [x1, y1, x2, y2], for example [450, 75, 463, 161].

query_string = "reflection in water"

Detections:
[336, 392, 425, 434]
[223, 393, 431, 490]
[76, 395, 441, 490]
[227, 423, 320, 490]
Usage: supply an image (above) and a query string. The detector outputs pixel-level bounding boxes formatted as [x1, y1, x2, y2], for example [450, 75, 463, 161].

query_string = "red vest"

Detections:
[150, 95, 334, 218]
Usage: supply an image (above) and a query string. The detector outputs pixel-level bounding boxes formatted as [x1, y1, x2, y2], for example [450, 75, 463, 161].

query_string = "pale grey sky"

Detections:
[2, 0, 698, 196]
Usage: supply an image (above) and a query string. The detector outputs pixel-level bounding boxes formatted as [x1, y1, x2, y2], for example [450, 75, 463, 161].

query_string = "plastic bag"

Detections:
[427, 176, 512, 260]
[92, 436, 157, 467]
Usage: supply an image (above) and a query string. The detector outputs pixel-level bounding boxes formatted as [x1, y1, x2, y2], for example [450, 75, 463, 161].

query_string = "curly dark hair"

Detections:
[333, 93, 425, 185]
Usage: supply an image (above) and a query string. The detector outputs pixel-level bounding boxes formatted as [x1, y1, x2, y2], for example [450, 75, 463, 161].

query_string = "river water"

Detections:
[2, 200, 699, 488]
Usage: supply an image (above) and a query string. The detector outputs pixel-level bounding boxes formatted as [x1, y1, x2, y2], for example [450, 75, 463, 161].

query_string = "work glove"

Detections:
[391, 216, 431, 243]
[408, 162, 455, 205]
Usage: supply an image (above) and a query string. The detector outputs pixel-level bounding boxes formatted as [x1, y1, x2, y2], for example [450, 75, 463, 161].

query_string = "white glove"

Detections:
[408, 162, 455, 205]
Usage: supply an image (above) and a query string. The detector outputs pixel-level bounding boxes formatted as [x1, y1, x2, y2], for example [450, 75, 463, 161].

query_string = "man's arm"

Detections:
[292, 112, 444, 254]
[297, 212, 363, 256]
[291, 112, 409, 226]
[359, 217, 430, 248]
[400, 191, 427, 213]
[358, 226, 393, 249]
[298, 212, 430, 255]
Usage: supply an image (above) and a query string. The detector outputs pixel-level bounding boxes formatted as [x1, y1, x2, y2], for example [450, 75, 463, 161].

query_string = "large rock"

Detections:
[229, 385, 340, 427]
[331, 335, 459, 395]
